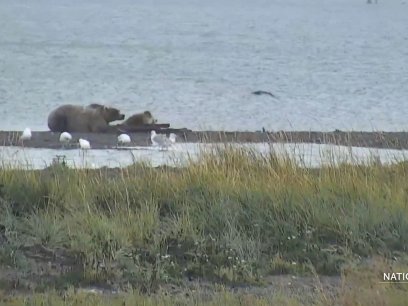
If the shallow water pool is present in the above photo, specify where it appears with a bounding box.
[1,142,407,169]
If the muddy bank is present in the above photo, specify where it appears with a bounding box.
[1,130,408,150]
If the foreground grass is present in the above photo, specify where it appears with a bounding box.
[3,256,408,305]
[4,272,408,306]
[0,144,408,303]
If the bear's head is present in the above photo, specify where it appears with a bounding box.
[101,106,125,123]
[143,111,157,124]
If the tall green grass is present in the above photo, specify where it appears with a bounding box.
[0,144,408,291]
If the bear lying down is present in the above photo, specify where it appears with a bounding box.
[47,104,125,133]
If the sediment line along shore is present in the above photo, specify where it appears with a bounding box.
[0,130,407,150]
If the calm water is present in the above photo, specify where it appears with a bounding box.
[0,0,407,132]
[1,143,407,169]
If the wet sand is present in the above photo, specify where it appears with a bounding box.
[1,129,408,150]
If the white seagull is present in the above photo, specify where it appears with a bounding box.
[117,133,131,146]
[79,138,91,150]
[59,132,72,148]
[168,133,177,144]
[20,128,32,141]
[78,138,91,166]
[150,130,176,150]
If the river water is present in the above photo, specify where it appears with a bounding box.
[0,0,407,132]
[1,143,407,169]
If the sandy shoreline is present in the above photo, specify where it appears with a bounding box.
[1,130,408,150]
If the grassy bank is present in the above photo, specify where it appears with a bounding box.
[0,144,408,304]
[3,269,408,306]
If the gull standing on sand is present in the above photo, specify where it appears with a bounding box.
[79,138,91,150]
[168,133,177,144]
[20,128,32,141]
[117,133,131,146]
[59,132,72,148]
[150,130,176,150]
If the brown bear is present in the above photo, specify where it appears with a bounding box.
[121,111,157,127]
[47,104,125,133]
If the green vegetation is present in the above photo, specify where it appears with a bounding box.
[0,144,408,304]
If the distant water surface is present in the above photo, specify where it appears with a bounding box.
[0,0,407,131]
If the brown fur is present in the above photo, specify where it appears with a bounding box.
[47,104,125,133]
[87,103,105,110]
[122,111,156,127]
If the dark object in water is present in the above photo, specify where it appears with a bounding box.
[114,123,192,134]
[251,90,277,98]
[115,123,170,132]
